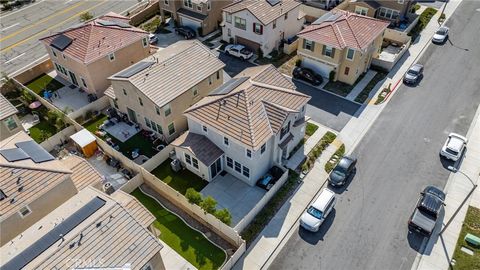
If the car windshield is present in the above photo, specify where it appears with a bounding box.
[437,29,447,35]
[333,165,347,175]
[307,206,323,219]
[407,69,419,76]
[240,48,251,54]
[445,147,459,155]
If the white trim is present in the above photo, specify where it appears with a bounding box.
[245,148,252,159]
[298,51,339,68]
[354,6,368,16]
[223,136,229,147]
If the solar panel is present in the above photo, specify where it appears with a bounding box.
[115,22,132,28]
[115,61,155,78]
[3,197,106,270]
[267,0,281,6]
[210,77,249,96]
[15,141,54,163]
[96,19,117,26]
[313,12,341,25]
[0,148,30,162]
[50,34,73,51]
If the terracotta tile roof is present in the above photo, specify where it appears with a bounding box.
[350,0,381,9]
[0,93,18,120]
[99,12,131,24]
[39,13,147,64]
[60,155,103,190]
[223,0,301,25]
[298,9,389,50]
[185,65,310,150]
[171,131,224,166]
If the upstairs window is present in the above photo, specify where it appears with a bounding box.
[224,136,229,146]
[261,143,266,154]
[207,1,211,10]
[19,205,31,218]
[155,106,160,115]
[183,0,192,8]
[253,23,263,35]
[284,12,288,20]
[346,48,355,60]
[164,0,169,5]
[303,39,314,51]
[280,121,291,139]
[226,13,232,23]
[164,104,171,117]
[123,89,127,96]
[168,122,175,135]
[108,52,115,61]
[202,125,208,133]
[138,97,143,106]
[273,19,277,29]
[323,45,335,58]
[142,37,148,47]
[246,149,252,158]
[192,86,198,96]
[51,48,57,58]
[234,17,246,30]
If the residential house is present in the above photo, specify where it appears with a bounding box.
[0,93,24,140]
[347,0,415,23]
[172,65,310,185]
[105,40,225,143]
[0,131,102,246]
[222,0,305,55]
[297,10,389,85]
[159,0,232,36]
[39,12,151,97]
[0,186,165,270]
[300,0,349,23]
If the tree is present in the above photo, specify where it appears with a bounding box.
[79,12,93,22]
[199,196,217,214]
[214,208,232,225]
[185,188,202,205]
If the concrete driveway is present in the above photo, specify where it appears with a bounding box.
[151,18,184,49]
[217,51,256,77]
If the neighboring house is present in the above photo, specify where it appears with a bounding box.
[0,131,102,246]
[222,0,305,55]
[159,0,232,36]
[300,0,348,23]
[173,65,310,185]
[39,12,151,97]
[347,0,415,23]
[303,0,346,10]
[0,93,24,140]
[105,40,225,143]
[297,10,389,85]
[0,186,165,270]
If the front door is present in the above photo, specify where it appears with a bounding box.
[68,71,78,86]
[210,157,222,179]
[127,107,137,123]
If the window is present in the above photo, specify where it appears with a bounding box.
[138,97,143,106]
[164,0,169,5]
[168,122,175,135]
[164,104,171,117]
[144,117,151,128]
[151,121,158,132]
[246,149,252,158]
[142,37,148,47]
[303,39,314,51]
[224,136,229,146]
[123,88,127,96]
[51,48,57,58]
[301,106,305,112]
[253,23,263,35]
[208,75,213,85]
[81,77,87,88]
[140,263,153,270]
[234,161,241,173]
[62,53,66,59]
[243,166,250,178]
[346,48,355,60]
[207,1,211,10]
[216,70,220,80]
[155,106,160,115]
[202,125,208,133]
[192,86,198,96]
[378,7,400,19]
[197,5,202,11]
[192,157,199,169]
[234,17,246,30]
[273,19,277,29]
[108,52,115,61]
[19,205,31,218]
[227,28,231,36]
[226,13,232,23]
[284,12,288,20]
[185,153,192,165]
[344,67,350,75]
[226,156,233,168]
[183,0,192,8]
[355,6,368,16]
[280,121,290,139]
[157,124,163,134]
[323,45,334,58]
[4,116,18,131]
[261,143,266,154]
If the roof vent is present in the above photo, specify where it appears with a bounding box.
[10,197,15,204]
[18,186,24,192]
[17,176,22,185]
[0,189,7,201]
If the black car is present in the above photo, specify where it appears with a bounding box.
[328,156,357,187]
[408,186,445,236]
[175,26,196,39]
[292,67,324,86]
[256,174,276,190]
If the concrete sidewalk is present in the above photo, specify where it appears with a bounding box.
[346,70,377,101]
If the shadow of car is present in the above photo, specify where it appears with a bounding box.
[175,26,196,39]
[299,209,336,245]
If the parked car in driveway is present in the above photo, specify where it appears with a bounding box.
[328,156,357,187]
[300,188,336,232]
[256,174,275,190]
[175,26,196,39]
[225,44,253,60]
[440,133,467,161]
[293,67,324,86]
[408,186,446,236]
[149,33,158,44]
[432,26,449,44]
[403,64,424,85]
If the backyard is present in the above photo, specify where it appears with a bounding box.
[25,73,64,95]
[131,189,226,270]
[28,119,58,143]
[151,159,209,195]
[451,206,480,269]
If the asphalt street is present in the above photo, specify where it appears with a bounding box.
[218,51,255,77]
[270,1,480,270]
[0,0,138,76]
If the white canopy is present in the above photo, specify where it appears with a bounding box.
[70,129,96,148]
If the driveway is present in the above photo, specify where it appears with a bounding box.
[151,18,185,48]
[217,51,256,77]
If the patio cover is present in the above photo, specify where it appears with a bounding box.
[70,129,97,157]
[172,132,223,166]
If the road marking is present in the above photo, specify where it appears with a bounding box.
[4,53,26,64]
[0,0,46,18]
[0,23,19,32]
[1,1,107,53]
[0,1,85,42]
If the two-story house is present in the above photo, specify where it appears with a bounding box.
[39,12,150,97]
[0,93,24,140]
[347,0,415,23]
[297,10,389,85]
[159,0,232,36]
[222,0,305,55]
[105,40,225,143]
[172,65,310,185]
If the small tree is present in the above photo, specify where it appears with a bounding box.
[199,196,217,214]
[80,12,94,22]
[185,188,202,205]
[214,208,232,225]
[295,59,302,67]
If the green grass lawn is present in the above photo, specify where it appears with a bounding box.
[323,73,365,97]
[305,122,319,137]
[452,206,480,269]
[29,120,58,143]
[25,74,64,95]
[354,71,388,104]
[83,114,108,132]
[152,159,208,195]
[131,189,226,270]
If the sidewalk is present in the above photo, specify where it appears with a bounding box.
[413,106,480,270]
[346,70,377,101]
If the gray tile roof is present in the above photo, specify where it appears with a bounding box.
[0,93,18,120]
[172,131,224,166]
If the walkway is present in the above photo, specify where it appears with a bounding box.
[346,70,377,101]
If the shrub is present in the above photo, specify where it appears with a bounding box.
[229,37,234,44]
[329,70,336,82]
[185,188,202,205]
[295,59,302,67]
[200,196,217,214]
[408,7,437,40]
[214,208,232,225]
[197,26,203,37]
[79,12,94,22]
[325,144,346,173]
[439,13,446,22]
[257,48,264,59]
[270,49,279,58]
[413,4,421,12]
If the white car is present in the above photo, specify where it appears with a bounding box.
[432,26,449,44]
[440,133,467,161]
[149,33,158,44]
[225,44,253,60]
[300,188,336,232]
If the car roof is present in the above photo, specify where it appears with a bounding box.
[337,156,354,169]
[424,186,446,201]
[447,136,465,151]
[420,192,443,214]
[439,26,449,31]
[411,64,423,71]
[312,188,335,211]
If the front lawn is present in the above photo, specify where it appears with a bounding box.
[452,206,480,269]
[305,122,319,137]
[354,71,388,104]
[132,189,226,270]
[323,73,365,97]
[152,158,208,195]
[25,74,64,95]
[29,120,58,143]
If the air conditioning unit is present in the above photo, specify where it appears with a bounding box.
[170,159,182,172]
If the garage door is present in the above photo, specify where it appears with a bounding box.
[180,16,201,32]
[236,36,261,52]
[301,57,334,78]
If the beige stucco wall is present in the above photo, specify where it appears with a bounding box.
[0,114,24,141]
[346,2,377,17]
[0,176,77,246]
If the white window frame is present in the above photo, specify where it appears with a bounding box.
[273,19,277,29]
[226,156,233,168]
[304,40,314,51]
[155,106,160,115]
[346,48,355,61]
[108,52,115,61]
[202,125,208,133]
[246,149,252,159]
[226,13,232,23]
[192,157,199,169]
[253,23,262,34]
[234,161,242,173]
[242,166,250,178]
[4,116,18,131]
[144,117,151,128]
[197,4,202,12]
[142,37,148,47]
[184,0,193,9]
[19,205,31,218]
[185,153,192,165]
[324,45,334,57]
[51,48,57,58]
[234,16,246,30]
[164,104,171,117]
[168,122,175,135]
[192,86,198,96]
[354,6,368,16]
[223,136,229,146]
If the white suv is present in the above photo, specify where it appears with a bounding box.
[300,188,336,232]
[225,44,253,60]
[440,133,467,161]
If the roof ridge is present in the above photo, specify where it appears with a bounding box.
[262,100,299,113]
[244,88,258,148]
[185,87,247,114]
[344,14,362,49]
[250,81,310,98]
[0,163,72,175]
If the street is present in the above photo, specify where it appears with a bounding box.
[0,0,138,76]
[270,1,480,270]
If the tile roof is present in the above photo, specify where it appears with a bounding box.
[1,187,162,270]
[111,190,156,228]
[185,65,310,150]
[350,0,381,9]
[60,155,103,190]
[39,12,147,64]
[298,9,389,50]
[223,0,301,25]
[172,131,224,166]
[0,93,18,120]
[110,40,225,108]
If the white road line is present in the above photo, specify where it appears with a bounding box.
[65,0,75,4]
[0,23,19,32]
[1,0,46,18]
[4,53,26,64]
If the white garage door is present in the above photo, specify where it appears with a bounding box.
[301,57,333,78]
[180,16,201,32]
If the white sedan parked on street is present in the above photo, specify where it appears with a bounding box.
[440,133,467,161]
[432,26,449,44]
